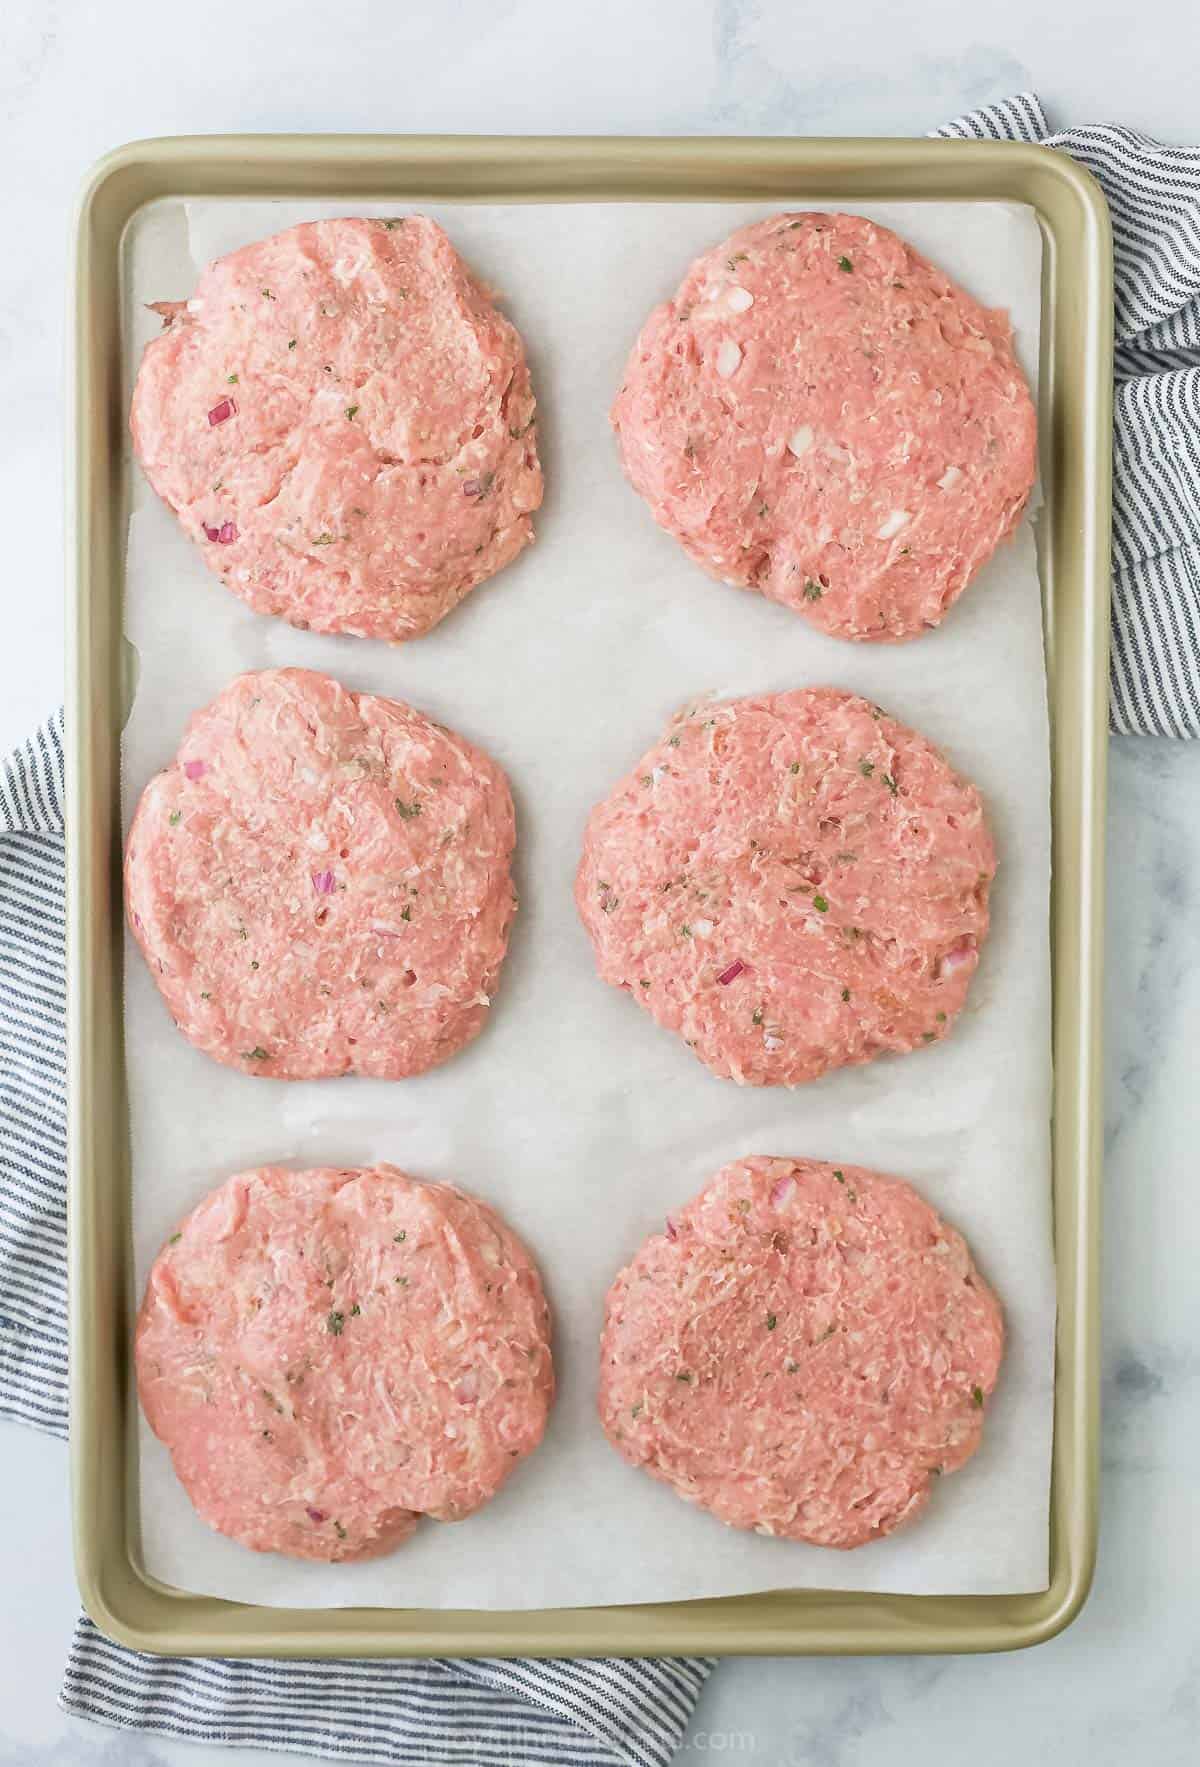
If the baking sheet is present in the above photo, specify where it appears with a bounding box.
[121,196,1053,1609]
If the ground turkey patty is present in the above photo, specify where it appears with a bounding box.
[130,216,543,640]
[600,1157,1003,1548]
[576,688,994,1087]
[125,667,516,1079]
[136,1165,554,1561]
[612,211,1036,640]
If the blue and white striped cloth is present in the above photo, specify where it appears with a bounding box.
[0,715,713,1764]
[937,91,1200,738]
[4,88,1200,1767]
[0,710,68,1440]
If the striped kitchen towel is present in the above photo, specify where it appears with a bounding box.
[937,91,1200,738]
[0,715,713,1767]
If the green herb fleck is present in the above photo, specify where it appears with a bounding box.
[838,255,853,272]
[227,373,239,384]
[334,1521,347,1540]
[168,1232,182,1244]
[169,810,181,826]
[789,761,800,774]
[200,991,211,1001]
[812,894,829,913]
[394,1275,409,1286]
[752,1008,764,1026]
[639,978,651,989]
[382,218,403,230]
[327,1311,345,1336]
[668,734,681,748]
[766,1313,778,1331]
[261,287,275,300]
[250,959,259,971]
[394,798,422,820]
[936,1011,947,1023]
[350,1303,361,1317]
[631,1401,643,1419]
[802,580,823,602]
[972,1385,985,1408]
[859,758,875,778]
[242,1046,268,1060]
[883,773,898,797]
[675,1371,692,1383]
[287,338,296,350]
[922,1031,935,1042]
[346,404,359,421]
[394,1231,407,1242]
[401,906,412,922]
[313,532,336,546]
[841,988,850,1002]
[834,1169,845,1183]
[680,923,692,938]
[640,773,653,787]
[727,251,749,269]
[786,1359,800,1374]
[509,419,534,439]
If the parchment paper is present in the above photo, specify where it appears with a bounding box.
[121,196,1053,1608]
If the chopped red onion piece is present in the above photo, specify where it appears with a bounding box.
[202,523,220,542]
[665,1217,678,1242]
[936,939,975,980]
[183,760,205,781]
[770,1174,796,1207]
[207,397,236,426]
[717,959,746,986]
[217,520,238,544]
[311,870,336,895]
[305,1507,326,1524]
[462,479,482,497]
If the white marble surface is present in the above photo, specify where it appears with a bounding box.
[2,1,1198,1763]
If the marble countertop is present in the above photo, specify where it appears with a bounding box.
[3,2,1198,1763]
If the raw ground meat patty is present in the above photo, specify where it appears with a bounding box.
[130,216,543,641]
[125,667,516,1080]
[611,211,1036,640]
[575,688,994,1087]
[136,1165,554,1561]
[600,1157,1003,1548]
